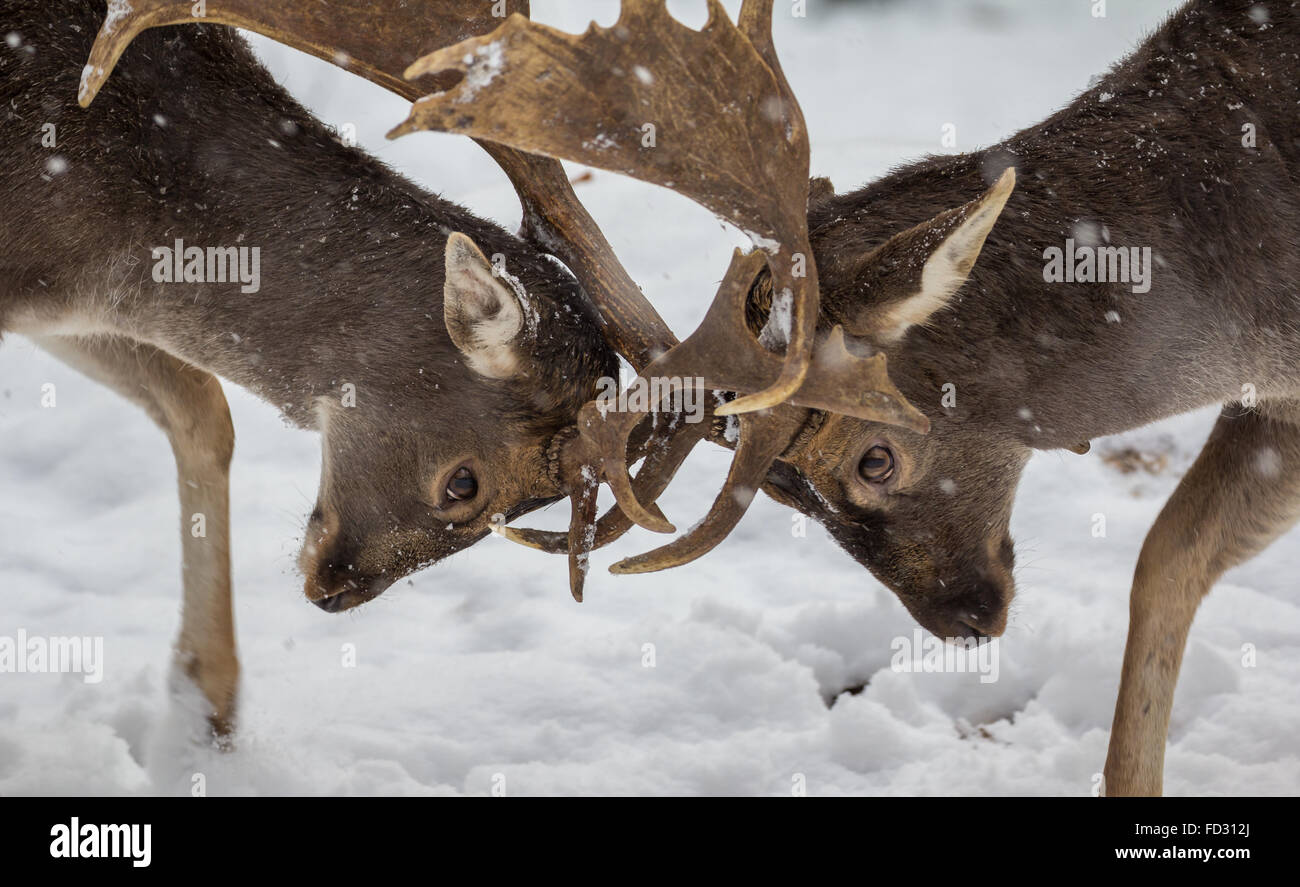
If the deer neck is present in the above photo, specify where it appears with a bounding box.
[891,313,1247,451]
[878,181,1297,449]
[75,156,566,431]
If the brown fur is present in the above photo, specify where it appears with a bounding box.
[760,0,1300,794]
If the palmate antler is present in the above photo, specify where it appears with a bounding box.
[76,0,696,599]
[389,1,930,584]
[393,0,827,418]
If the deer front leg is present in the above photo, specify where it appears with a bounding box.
[34,335,239,741]
[1104,402,1300,796]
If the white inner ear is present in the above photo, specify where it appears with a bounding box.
[443,233,525,379]
[879,167,1016,342]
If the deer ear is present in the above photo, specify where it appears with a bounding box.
[443,232,526,379]
[854,167,1016,343]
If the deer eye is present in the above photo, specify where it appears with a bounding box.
[858,446,895,484]
[445,466,478,502]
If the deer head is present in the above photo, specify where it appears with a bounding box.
[295,231,618,611]
[760,168,1027,639]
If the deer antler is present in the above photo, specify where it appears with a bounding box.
[392,0,826,417]
[494,414,710,556]
[390,1,930,585]
[77,0,519,107]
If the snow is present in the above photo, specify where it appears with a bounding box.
[452,41,505,106]
[1,0,1297,796]
[77,64,101,105]
[102,0,132,36]
[743,230,782,253]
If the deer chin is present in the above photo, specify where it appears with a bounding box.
[897,570,1014,642]
[304,573,396,613]
[908,605,1009,643]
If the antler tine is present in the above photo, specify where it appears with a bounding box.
[611,408,808,574]
[78,0,533,108]
[645,251,929,427]
[78,0,677,370]
[738,0,781,67]
[564,470,600,602]
[495,413,709,555]
[477,142,678,369]
[501,405,713,602]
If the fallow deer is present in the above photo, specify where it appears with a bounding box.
[397,0,1300,795]
[0,0,647,735]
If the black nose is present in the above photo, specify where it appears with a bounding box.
[314,592,346,613]
[309,559,362,612]
[939,578,1007,637]
[308,571,394,614]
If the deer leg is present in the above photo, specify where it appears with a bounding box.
[33,334,239,741]
[1104,401,1300,796]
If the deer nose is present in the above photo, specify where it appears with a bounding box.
[305,563,356,609]
[956,613,997,639]
[941,577,1010,638]
[316,594,341,612]
[314,585,352,612]
[302,538,384,612]
[308,569,392,612]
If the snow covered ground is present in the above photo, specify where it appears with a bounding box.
[2,0,1297,795]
